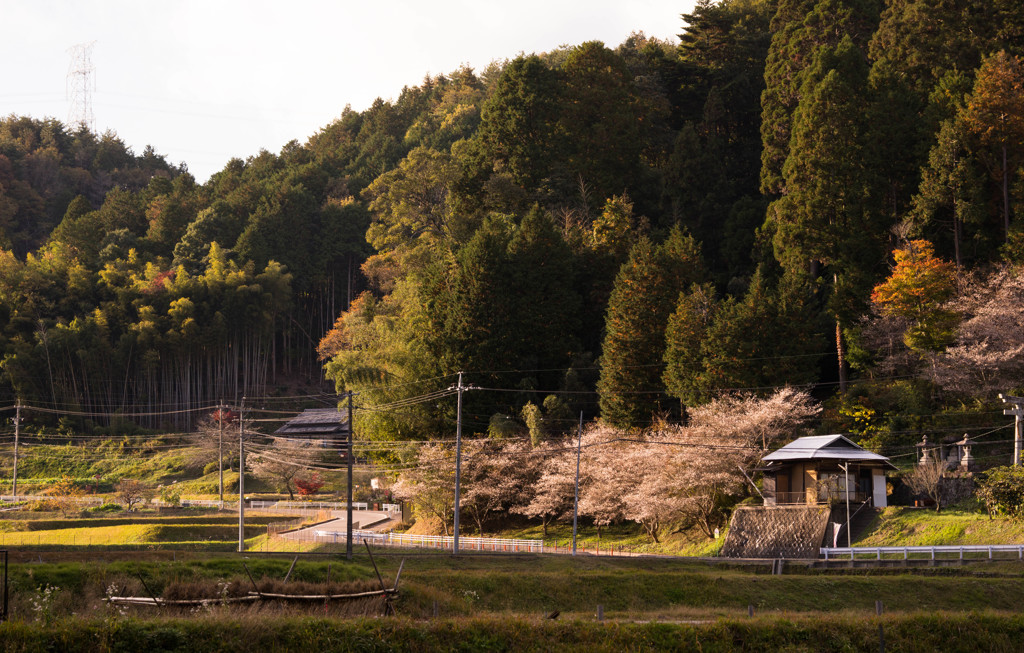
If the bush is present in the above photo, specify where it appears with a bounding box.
[159,485,182,507]
[203,461,219,476]
[976,466,1024,519]
[86,502,123,514]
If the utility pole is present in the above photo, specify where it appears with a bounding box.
[11,402,22,498]
[218,401,225,507]
[237,397,245,553]
[572,411,582,556]
[838,462,851,548]
[1000,394,1024,466]
[346,391,354,561]
[453,372,464,555]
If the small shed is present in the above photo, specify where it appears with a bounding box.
[273,408,349,449]
[760,435,896,508]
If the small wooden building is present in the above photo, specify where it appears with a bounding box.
[760,435,896,508]
[273,408,349,449]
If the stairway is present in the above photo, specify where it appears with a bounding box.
[828,502,879,547]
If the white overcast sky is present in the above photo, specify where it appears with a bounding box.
[2,1,694,182]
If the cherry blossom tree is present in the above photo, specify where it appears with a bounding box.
[513,438,578,535]
[576,424,636,537]
[462,439,536,535]
[621,389,819,541]
[927,264,1024,395]
[392,442,456,535]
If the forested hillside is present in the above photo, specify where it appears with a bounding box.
[1,0,1022,451]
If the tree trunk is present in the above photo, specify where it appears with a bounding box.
[836,319,847,394]
[1003,144,1011,240]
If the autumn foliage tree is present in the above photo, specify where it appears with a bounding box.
[871,239,958,352]
[964,51,1024,238]
[295,473,325,497]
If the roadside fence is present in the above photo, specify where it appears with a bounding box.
[309,529,544,553]
[822,544,1024,561]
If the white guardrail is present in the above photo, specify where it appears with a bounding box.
[313,529,543,553]
[822,545,1024,560]
[148,499,402,512]
[249,500,401,512]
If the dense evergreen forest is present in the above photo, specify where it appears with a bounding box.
[1,0,1023,455]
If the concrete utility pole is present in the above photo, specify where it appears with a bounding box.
[237,397,246,553]
[448,373,477,555]
[346,391,354,561]
[838,462,852,548]
[1000,394,1024,466]
[453,372,465,555]
[218,401,225,507]
[11,402,22,498]
[572,411,582,556]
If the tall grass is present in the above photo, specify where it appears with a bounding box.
[2,613,1024,652]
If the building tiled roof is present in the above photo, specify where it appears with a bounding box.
[273,408,349,437]
[762,434,894,467]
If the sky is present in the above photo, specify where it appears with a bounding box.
[2,0,695,182]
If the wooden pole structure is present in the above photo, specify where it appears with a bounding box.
[572,411,582,556]
[453,372,464,554]
[238,397,246,553]
[1000,394,1024,466]
[218,401,225,507]
[839,462,851,548]
[346,390,354,560]
[11,402,21,498]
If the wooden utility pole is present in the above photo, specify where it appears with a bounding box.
[238,397,246,553]
[346,390,354,561]
[1000,394,1024,466]
[11,402,22,498]
[572,411,582,556]
[218,401,225,507]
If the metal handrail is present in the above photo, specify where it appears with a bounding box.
[822,544,1024,560]
[769,491,871,505]
[312,529,544,553]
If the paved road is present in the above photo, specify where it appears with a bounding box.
[280,512,395,541]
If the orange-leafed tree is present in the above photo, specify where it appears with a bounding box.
[964,51,1024,240]
[871,239,958,353]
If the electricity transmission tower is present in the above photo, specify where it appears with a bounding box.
[66,41,96,132]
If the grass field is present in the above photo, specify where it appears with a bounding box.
[4,551,1024,651]
[0,511,293,550]
[3,612,1024,652]
[856,506,1024,547]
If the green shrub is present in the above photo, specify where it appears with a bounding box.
[203,462,219,475]
[159,485,182,507]
[976,466,1024,519]
[86,502,124,514]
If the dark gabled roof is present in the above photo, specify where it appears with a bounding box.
[273,408,349,437]
[762,434,895,468]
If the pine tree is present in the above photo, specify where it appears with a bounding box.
[597,228,703,427]
[769,36,886,391]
